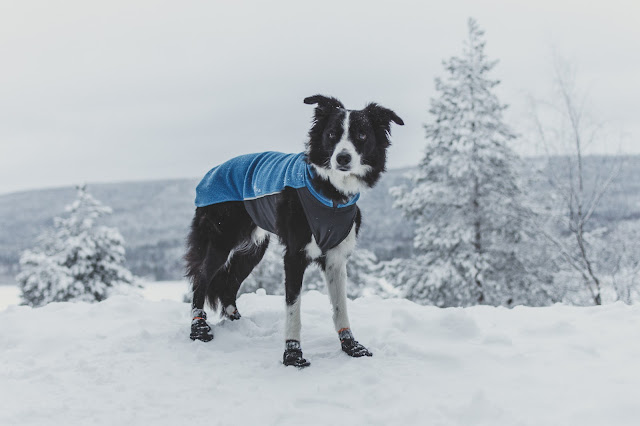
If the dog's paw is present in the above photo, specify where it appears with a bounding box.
[339,329,372,357]
[283,349,311,368]
[190,319,214,342]
[283,340,311,368]
[190,310,214,342]
[223,306,241,321]
[341,338,373,357]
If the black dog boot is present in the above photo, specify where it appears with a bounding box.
[283,340,311,368]
[339,328,372,357]
[190,308,213,342]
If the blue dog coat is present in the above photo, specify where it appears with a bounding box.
[195,152,359,252]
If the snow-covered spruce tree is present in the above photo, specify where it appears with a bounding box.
[391,18,550,307]
[17,185,134,307]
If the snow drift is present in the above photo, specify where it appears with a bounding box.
[1,290,639,426]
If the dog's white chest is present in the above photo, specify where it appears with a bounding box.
[305,238,323,260]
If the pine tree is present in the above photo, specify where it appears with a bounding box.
[391,18,547,307]
[17,185,135,306]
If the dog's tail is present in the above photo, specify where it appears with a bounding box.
[184,207,224,311]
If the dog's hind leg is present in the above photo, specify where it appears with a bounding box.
[216,233,270,320]
[188,243,232,342]
[185,203,252,342]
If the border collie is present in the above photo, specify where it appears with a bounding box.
[185,95,403,367]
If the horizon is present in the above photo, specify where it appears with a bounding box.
[1,151,637,198]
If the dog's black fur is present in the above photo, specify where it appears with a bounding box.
[185,95,403,367]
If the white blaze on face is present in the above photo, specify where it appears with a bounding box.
[330,111,367,176]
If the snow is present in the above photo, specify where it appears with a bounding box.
[0,284,20,310]
[140,280,189,302]
[1,282,640,425]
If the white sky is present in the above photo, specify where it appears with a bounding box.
[1,0,639,195]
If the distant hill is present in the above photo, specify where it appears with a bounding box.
[1,155,639,284]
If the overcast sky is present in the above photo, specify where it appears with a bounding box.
[1,0,639,195]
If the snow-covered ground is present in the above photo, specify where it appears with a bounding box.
[1,282,640,426]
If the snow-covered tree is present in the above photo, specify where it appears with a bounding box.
[391,18,550,307]
[346,249,398,298]
[17,185,135,307]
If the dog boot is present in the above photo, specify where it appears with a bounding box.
[222,305,241,321]
[283,340,311,368]
[339,328,372,357]
[190,308,213,342]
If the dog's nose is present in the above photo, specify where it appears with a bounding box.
[336,152,351,167]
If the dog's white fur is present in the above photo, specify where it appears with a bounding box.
[324,224,357,332]
[251,226,270,246]
[285,296,302,341]
[304,237,322,261]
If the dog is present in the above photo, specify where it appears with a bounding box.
[185,95,403,367]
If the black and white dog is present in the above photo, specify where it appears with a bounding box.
[185,95,403,367]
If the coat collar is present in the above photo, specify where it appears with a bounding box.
[304,162,359,208]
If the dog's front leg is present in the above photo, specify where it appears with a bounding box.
[282,251,310,368]
[325,228,372,358]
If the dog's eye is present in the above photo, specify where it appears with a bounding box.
[328,131,336,140]
[358,132,367,141]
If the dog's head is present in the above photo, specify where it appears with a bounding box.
[303,95,404,198]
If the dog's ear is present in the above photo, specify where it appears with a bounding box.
[364,103,404,148]
[364,103,404,128]
[303,95,345,113]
